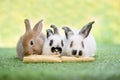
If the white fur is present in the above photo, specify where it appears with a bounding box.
[62,30,96,57]
[42,34,65,55]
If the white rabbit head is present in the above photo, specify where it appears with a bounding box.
[42,25,64,55]
[62,21,95,57]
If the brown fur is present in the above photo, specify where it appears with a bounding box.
[16,19,45,60]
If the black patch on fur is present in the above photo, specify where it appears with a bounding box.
[65,32,68,39]
[51,47,55,52]
[79,50,82,56]
[49,40,53,46]
[51,47,62,53]
[61,40,64,47]
[72,50,77,55]
[81,41,84,48]
[46,29,53,38]
[70,41,73,48]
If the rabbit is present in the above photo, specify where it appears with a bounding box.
[62,21,96,57]
[42,25,65,55]
[16,19,45,59]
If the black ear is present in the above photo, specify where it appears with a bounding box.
[62,27,73,39]
[50,25,59,34]
[79,21,95,38]
[46,29,53,38]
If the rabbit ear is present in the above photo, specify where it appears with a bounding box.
[50,25,59,34]
[33,19,43,32]
[46,29,53,38]
[24,19,31,32]
[62,27,73,39]
[79,21,95,38]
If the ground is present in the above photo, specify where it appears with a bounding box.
[0,44,120,80]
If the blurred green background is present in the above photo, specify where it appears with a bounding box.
[0,0,120,47]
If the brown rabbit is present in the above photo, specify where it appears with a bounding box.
[16,19,45,60]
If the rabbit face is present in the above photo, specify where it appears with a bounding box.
[42,25,64,55]
[65,34,85,57]
[22,31,44,55]
[19,19,44,57]
[62,21,95,57]
[47,34,64,54]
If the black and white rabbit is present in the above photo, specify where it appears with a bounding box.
[42,25,65,55]
[62,21,96,57]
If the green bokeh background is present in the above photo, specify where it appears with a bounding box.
[0,0,120,47]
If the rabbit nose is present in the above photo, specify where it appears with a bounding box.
[56,47,62,53]
[51,47,62,53]
[79,50,82,56]
[72,50,77,55]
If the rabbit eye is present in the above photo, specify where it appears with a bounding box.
[81,41,84,48]
[30,40,34,45]
[61,40,64,47]
[70,41,73,48]
[49,39,53,46]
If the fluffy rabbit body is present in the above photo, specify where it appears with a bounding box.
[16,19,45,59]
[42,25,64,55]
[62,21,96,57]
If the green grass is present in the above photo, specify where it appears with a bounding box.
[0,44,120,80]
